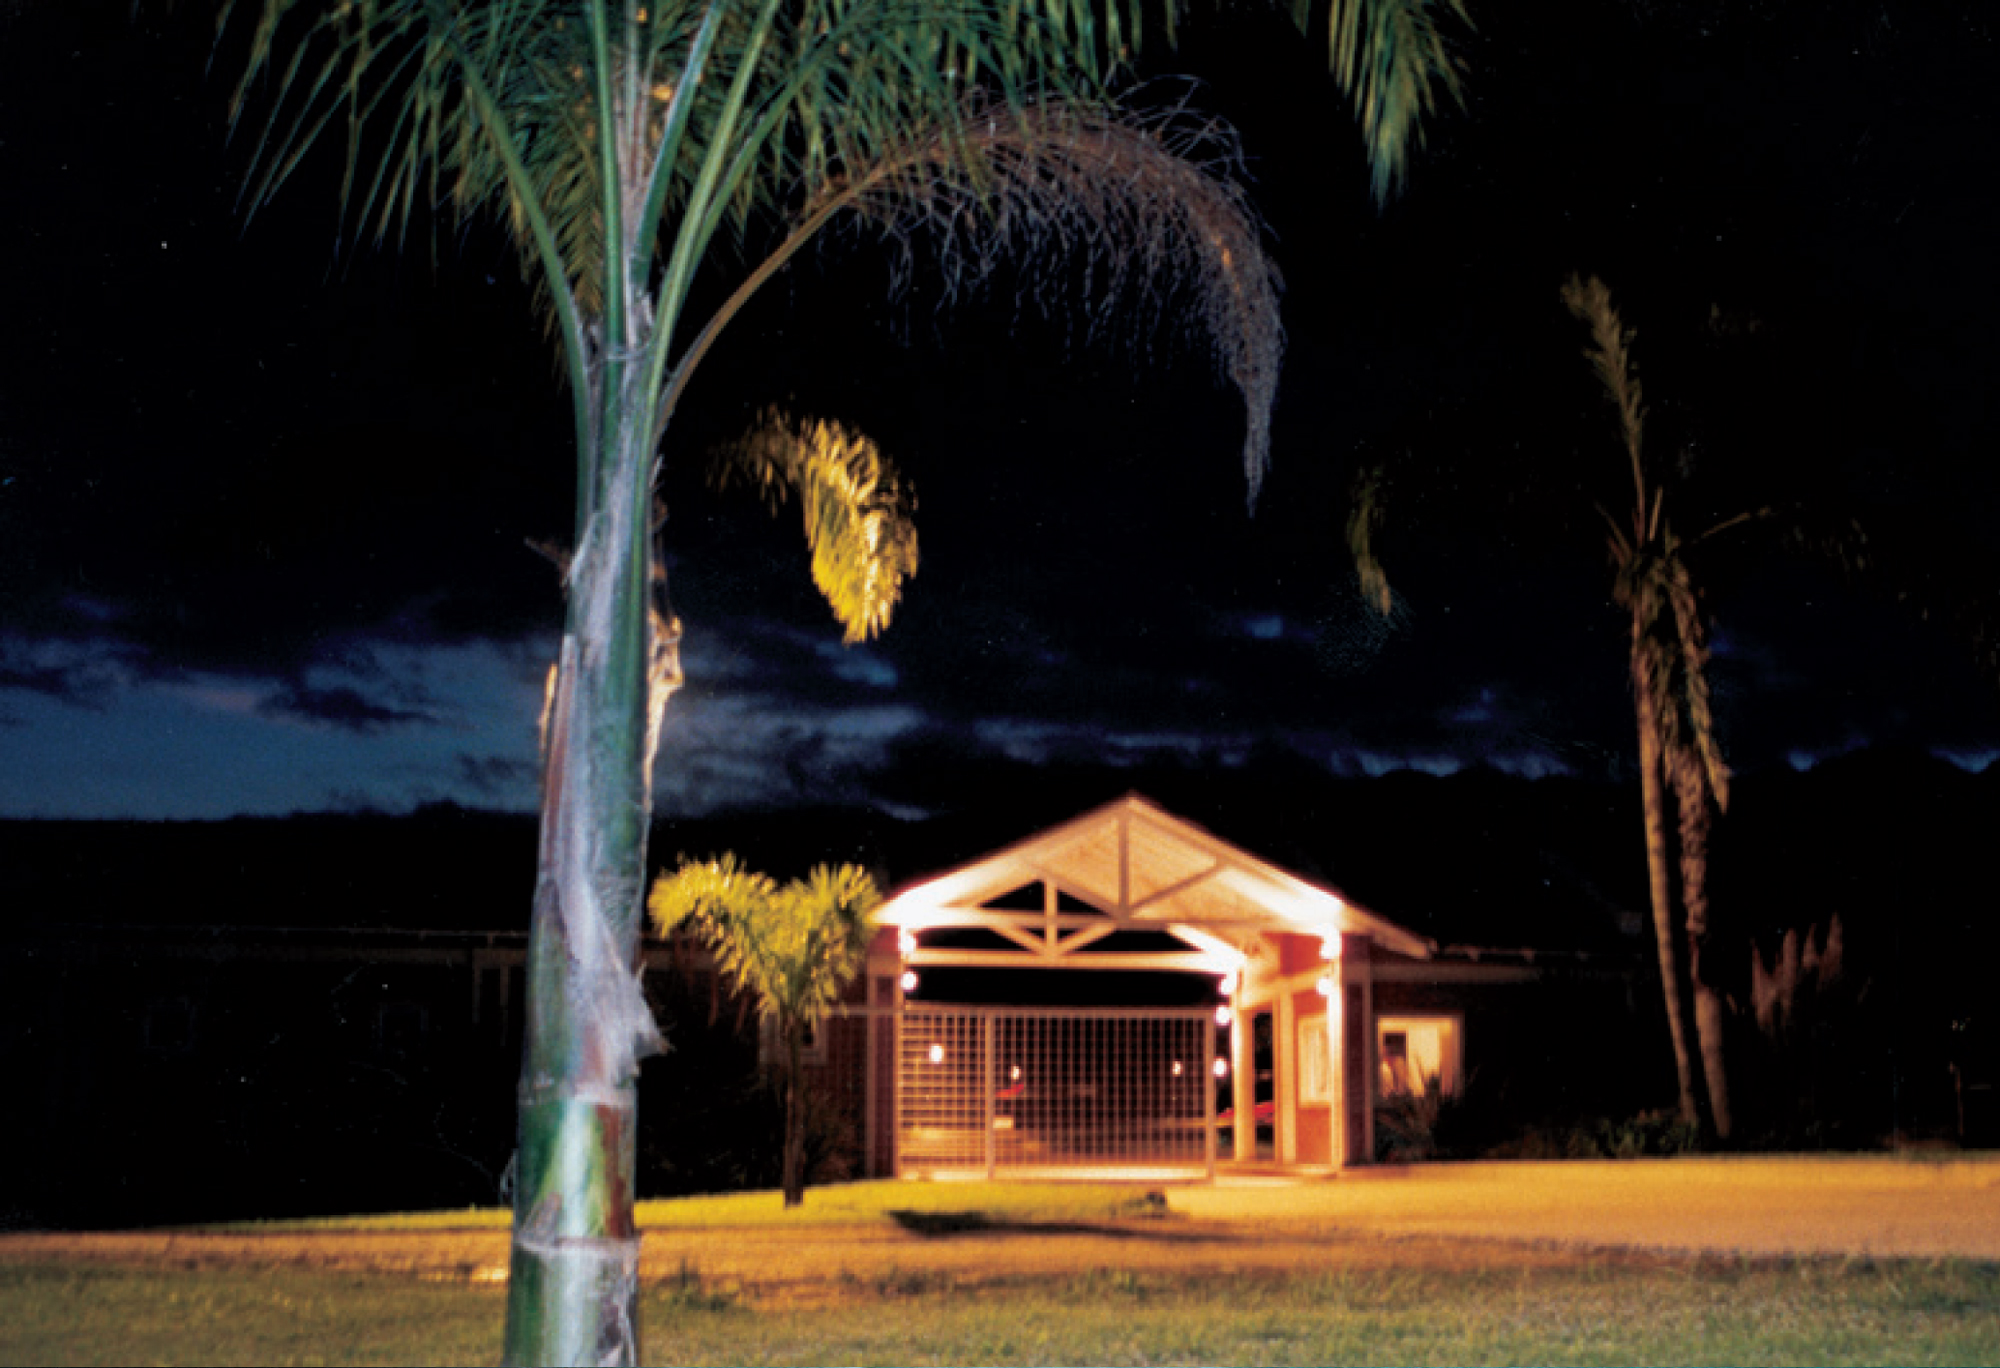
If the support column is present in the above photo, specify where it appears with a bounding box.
[1230,1005,1253,1161]
[1328,977,1345,1168]
[1274,989,1296,1166]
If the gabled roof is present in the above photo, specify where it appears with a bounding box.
[876,794,1433,968]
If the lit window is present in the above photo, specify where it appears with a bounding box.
[1376,1015,1461,1097]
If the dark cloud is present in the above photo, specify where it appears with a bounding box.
[257,682,439,732]
[0,632,139,709]
[0,657,109,709]
[5,0,2000,819]
[454,753,540,801]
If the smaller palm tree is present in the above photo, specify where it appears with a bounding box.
[1347,279,1753,1141]
[649,856,880,1206]
[1564,273,1755,1140]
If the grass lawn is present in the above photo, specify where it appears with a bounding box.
[3,1254,1997,1366]
[6,1180,1998,1366]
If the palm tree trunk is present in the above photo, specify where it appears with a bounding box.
[1634,661,1700,1130]
[1689,965,1731,1138]
[503,395,663,1366]
[1674,755,1733,1140]
[782,1020,806,1208]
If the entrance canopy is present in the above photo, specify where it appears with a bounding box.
[875,795,1433,977]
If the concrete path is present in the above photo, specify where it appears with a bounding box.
[1168,1156,2000,1261]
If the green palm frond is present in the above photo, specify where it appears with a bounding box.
[718,407,920,644]
[647,855,879,1028]
[226,1,1222,423]
[228,0,609,419]
[229,0,1420,459]
[768,863,878,1021]
[1318,0,1469,204]
[646,851,778,934]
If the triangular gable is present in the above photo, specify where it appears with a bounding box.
[877,794,1432,965]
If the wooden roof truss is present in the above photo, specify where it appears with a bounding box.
[876,795,1430,973]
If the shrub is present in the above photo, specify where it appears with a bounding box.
[1374,1074,1506,1162]
[1375,1077,1450,1162]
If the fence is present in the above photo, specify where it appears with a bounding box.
[895,1005,1217,1180]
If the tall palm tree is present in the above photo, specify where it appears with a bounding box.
[223,1,1463,1360]
[1346,278,1748,1141]
[1563,273,1749,1140]
[648,855,879,1208]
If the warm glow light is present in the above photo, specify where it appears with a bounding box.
[1217,970,1238,997]
[1212,1058,1229,1079]
[928,1043,945,1064]
[1316,974,1334,997]
[1010,1064,1022,1081]
[897,929,917,956]
[1320,935,1341,960]
[1214,1004,1233,1027]
[900,969,918,992]
[1171,1060,1184,1077]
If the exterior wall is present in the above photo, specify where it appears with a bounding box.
[1340,933,1374,1166]
[1367,949,1652,1158]
[1290,980,1334,1166]
[1243,930,1355,1170]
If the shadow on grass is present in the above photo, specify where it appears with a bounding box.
[885,1209,1234,1243]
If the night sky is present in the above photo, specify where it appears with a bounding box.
[4,0,1999,822]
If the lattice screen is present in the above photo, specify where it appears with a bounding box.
[897,1006,1215,1179]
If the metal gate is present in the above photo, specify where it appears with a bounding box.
[896,1005,1217,1180]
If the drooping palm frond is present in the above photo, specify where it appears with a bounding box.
[1563,273,1649,528]
[1317,0,1469,204]
[681,95,1284,507]
[718,407,920,643]
[844,96,1285,507]
[1346,461,1395,616]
